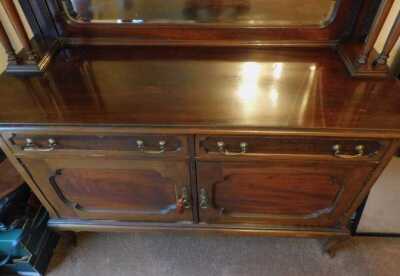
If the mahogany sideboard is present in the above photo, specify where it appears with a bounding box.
[0,0,400,257]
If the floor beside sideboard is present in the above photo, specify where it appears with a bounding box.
[47,233,400,276]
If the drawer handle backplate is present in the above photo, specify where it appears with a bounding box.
[199,188,209,209]
[216,141,248,156]
[332,144,365,159]
[136,140,180,154]
[23,138,57,152]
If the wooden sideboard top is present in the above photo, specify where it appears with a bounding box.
[0,46,400,135]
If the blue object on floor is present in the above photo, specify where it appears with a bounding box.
[0,184,59,276]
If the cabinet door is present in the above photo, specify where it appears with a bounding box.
[197,161,375,227]
[21,157,193,223]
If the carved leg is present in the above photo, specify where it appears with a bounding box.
[321,236,351,258]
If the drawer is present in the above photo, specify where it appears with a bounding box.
[3,132,189,158]
[197,135,389,161]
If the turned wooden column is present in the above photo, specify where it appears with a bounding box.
[0,20,17,64]
[1,0,36,62]
[357,0,394,64]
[375,11,400,65]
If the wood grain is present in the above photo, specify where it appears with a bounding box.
[197,160,376,227]
[20,157,193,222]
[0,46,399,132]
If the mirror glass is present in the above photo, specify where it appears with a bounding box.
[63,0,338,27]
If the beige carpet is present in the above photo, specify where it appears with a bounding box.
[47,233,400,276]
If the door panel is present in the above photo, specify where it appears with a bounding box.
[213,173,341,216]
[52,168,177,212]
[21,158,193,222]
[197,161,375,227]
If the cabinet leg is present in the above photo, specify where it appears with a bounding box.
[321,236,351,258]
[59,231,78,247]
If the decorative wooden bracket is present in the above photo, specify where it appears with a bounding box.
[4,39,61,75]
[339,0,398,78]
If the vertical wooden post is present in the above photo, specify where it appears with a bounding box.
[357,0,394,64]
[1,0,36,62]
[374,11,400,65]
[0,20,17,64]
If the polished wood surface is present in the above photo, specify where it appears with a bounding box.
[8,133,188,157]
[197,160,375,227]
[21,157,193,222]
[47,218,348,238]
[198,135,388,161]
[0,0,397,257]
[0,46,400,133]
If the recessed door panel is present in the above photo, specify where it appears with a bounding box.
[21,158,193,222]
[197,161,375,227]
[213,173,340,216]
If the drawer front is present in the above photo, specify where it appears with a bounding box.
[197,160,375,227]
[4,132,189,158]
[197,135,388,161]
[20,157,193,222]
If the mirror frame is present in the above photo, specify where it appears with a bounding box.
[47,0,367,46]
[62,0,340,28]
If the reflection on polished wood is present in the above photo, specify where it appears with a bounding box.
[0,46,400,133]
[66,0,336,26]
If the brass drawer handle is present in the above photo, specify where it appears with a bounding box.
[23,138,57,152]
[216,141,248,155]
[199,188,209,209]
[332,144,365,159]
[136,140,180,154]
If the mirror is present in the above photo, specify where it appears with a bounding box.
[63,0,338,27]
